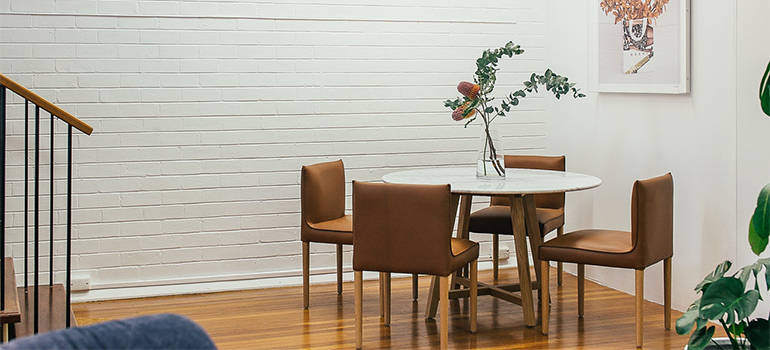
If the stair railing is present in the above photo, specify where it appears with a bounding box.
[0,73,92,335]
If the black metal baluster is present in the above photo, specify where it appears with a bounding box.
[25,100,29,289]
[34,105,40,334]
[49,113,54,287]
[66,126,72,328]
[0,86,6,312]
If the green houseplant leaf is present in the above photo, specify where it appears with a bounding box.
[700,277,759,324]
[695,260,732,292]
[749,183,770,255]
[676,302,701,335]
[679,65,770,350]
[738,257,770,292]
[761,60,770,116]
[744,318,770,350]
[687,325,716,350]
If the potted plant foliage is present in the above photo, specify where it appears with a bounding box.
[675,61,770,350]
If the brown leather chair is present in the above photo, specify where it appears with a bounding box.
[468,155,566,282]
[353,181,479,350]
[301,160,353,309]
[539,173,673,348]
[301,160,419,309]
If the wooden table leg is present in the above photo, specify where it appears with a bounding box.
[510,195,537,327]
[523,195,543,297]
[454,195,473,288]
[425,275,440,319]
[426,194,463,319]
[457,195,472,239]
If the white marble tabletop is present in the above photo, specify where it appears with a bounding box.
[381,167,602,195]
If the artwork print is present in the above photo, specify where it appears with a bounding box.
[591,0,690,93]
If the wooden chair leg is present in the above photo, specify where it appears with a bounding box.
[439,276,449,350]
[636,269,644,348]
[556,226,564,286]
[470,259,477,334]
[303,241,310,309]
[355,271,363,350]
[336,244,343,295]
[663,258,671,330]
[412,274,418,301]
[577,263,585,318]
[541,260,550,335]
[492,234,499,280]
[384,273,391,326]
[379,272,385,317]
[425,276,439,319]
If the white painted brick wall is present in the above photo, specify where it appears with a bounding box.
[0,0,551,299]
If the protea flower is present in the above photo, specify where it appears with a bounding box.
[452,103,476,121]
[457,81,480,99]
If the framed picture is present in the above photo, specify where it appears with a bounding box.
[589,0,690,94]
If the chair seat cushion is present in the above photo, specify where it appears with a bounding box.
[303,215,353,245]
[538,229,636,268]
[468,206,564,236]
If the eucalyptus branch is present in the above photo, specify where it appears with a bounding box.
[443,41,586,178]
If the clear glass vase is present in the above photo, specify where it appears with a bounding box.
[476,121,505,179]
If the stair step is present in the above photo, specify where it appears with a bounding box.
[0,257,21,324]
[12,284,76,339]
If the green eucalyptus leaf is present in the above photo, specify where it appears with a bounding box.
[447,41,584,126]
[750,183,770,256]
[745,318,769,350]
[687,325,715,350]
[676,302,702,335]
[700,277,759,323]
[444,98,463,109]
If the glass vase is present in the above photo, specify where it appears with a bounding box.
[476,121,505,179]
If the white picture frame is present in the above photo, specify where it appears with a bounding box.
[589,0,690,94]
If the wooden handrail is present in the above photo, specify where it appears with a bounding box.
[0,73,93,135]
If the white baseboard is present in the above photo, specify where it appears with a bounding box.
[71,259,518,302]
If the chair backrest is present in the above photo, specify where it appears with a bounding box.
[301,160,346,226]
[352,181,454,276]
[490,155,566,209]
[630,173,674,268]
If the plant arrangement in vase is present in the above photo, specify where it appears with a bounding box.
[444,41,584,179]
[675,60,770,350]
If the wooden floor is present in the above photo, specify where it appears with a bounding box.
[73,267,694,349]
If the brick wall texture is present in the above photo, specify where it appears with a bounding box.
[0,0,548,295]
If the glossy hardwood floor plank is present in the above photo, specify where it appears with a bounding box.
[73,267,697,349]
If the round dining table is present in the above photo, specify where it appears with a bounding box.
[382,167,601,327]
